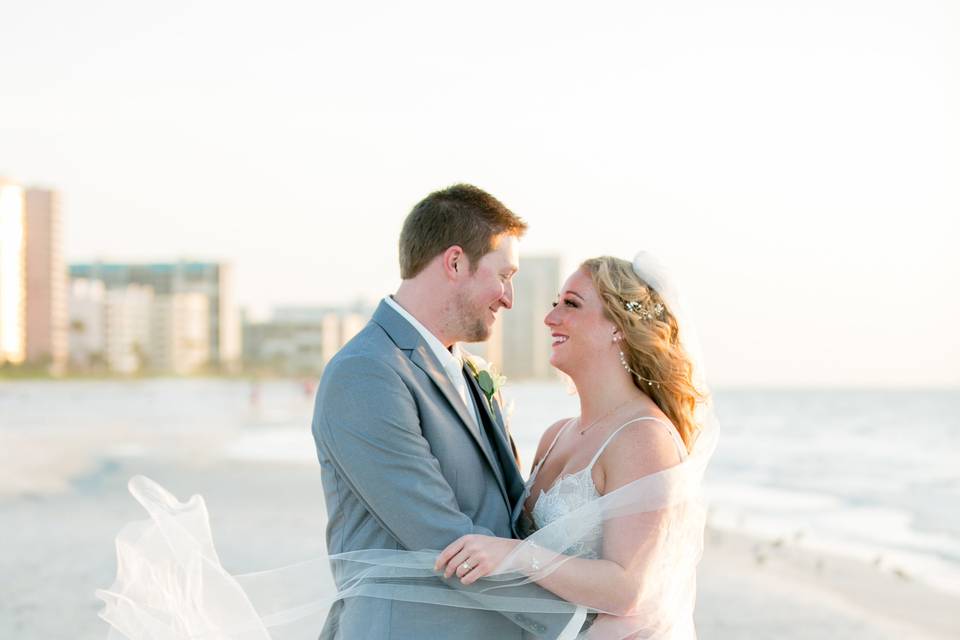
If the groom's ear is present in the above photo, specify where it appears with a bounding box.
[442,245,467,280]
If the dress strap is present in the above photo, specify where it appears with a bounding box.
[530,418,576,479]
[587,416,684,468]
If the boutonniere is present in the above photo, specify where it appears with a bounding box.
[464,356,507,409]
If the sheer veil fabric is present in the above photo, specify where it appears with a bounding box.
[97,252,717,640]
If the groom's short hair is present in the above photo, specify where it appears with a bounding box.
[399,184,527,279]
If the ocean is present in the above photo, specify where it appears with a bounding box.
[2,379,958,596]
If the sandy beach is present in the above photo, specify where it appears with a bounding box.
[2,442,957,640]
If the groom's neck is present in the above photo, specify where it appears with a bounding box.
[393,281,456,348]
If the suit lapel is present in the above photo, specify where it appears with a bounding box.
[461,358,519,469]
[465,365,498,430]
[469,379,529,536]
[465,369,526,507]
[490,397,519,464]
[408,345,483,440]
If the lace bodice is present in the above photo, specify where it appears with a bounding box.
[520,416,685,559]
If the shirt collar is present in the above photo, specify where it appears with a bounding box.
[383,296,462,374]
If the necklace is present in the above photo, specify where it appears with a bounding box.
[577,398,634,436]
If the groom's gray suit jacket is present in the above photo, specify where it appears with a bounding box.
[312,301,572,639]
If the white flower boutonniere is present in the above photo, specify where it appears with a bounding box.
[464,356,506,410]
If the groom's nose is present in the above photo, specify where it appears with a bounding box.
[500,280,514,309]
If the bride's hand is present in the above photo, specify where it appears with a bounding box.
[434,534,520,585]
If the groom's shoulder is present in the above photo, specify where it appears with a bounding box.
[336,316,401,356]
[322,320,406,380]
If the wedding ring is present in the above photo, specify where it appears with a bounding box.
[461,562,472,571]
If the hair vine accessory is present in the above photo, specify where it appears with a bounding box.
[623,299,665,321]
[615,337,662,389]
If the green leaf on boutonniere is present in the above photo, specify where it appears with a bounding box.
[477,370,496,398]
[464,357,505,407]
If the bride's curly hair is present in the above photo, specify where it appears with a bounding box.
[582,256,707,453]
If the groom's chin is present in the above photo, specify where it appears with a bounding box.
[458,312,495,342]
[465,322,491,343]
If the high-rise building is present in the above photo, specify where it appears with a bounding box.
[339,312,367,346]
[24,187,68,373]
[68,278,107,369]
[104,284,153,374]
[216,264,241,372]
[500,255,564,379]
[150,292,210,374]
[69,261,240,371]
[0,178,26,366]
[243,305,375,375]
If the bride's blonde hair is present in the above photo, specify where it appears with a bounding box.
[581,256,706,453]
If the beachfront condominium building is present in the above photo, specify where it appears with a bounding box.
[500,255,564,379]
[339,312,367,347]
[0,179,26,365]
[24,187,68,373]
[69,261,241,372]
[69,280,211,375]
[150,292,210,375]
[243,305,373,375]
[271,306,370,356]
[104,284,153,374]
[69,278,107,369]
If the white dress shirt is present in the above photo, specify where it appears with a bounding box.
[383,296,482,429]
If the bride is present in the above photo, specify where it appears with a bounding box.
[97,252,717,640]
[434,253,714,638]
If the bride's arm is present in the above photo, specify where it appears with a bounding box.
[438,420,683,616]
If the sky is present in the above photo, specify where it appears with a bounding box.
[2,0,957,387]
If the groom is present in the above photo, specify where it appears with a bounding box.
[312,184,573,639]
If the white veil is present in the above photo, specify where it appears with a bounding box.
[97,252,718,640]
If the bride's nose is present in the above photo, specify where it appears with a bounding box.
[544,306,559,327]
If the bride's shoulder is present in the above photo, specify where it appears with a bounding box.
[601,412,684,479]
[531,418,573,465]
[541,417,573,444]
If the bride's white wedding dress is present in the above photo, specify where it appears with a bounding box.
[521,416,688,557]
[516,417,692,639]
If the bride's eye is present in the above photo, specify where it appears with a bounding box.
[551,301,559,308]
[564,299,579,308]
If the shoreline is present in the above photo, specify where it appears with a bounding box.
[698,526,960,640]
